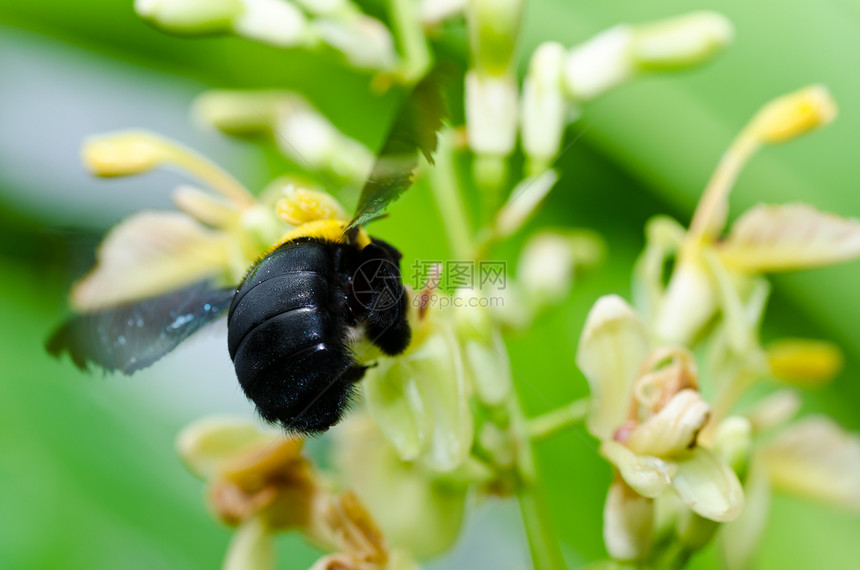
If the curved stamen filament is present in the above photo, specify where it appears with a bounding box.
[83,130,256,208]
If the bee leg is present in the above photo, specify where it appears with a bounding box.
[351,243,412,355]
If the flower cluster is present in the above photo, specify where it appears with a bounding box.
[583,86,860,567]
[53,2,860,570]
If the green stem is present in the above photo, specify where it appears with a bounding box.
[388,0,432,82]
[661,543,694,570]
[527,398,589,442]
[516,457,568,570]
[428,110,565,570]
[430,130,474,259]
[511,397,568,570]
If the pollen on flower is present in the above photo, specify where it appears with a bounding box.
[276,185,348,226]
[82,132,165,177]
[767,338,844,387]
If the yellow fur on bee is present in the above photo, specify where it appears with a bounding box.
[265,219,371,256]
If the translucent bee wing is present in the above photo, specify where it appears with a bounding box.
[47,280,235,374]
[347,66,452,231]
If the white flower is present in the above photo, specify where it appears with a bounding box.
[577,295,744,563]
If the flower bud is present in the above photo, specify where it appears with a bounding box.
[712,416,753,477]
[521,42,568,169]
[135,0,240,34]
[518,230,604,306]
[467,0,525,76]
[746,85,837,145]
[274,96,373,180]
[493,170,559,239]
[518,231,575,303]
[465,70,519,157]
[563,26,633,101]
[766,338,843,387]
[232,0,314,48]
[313,15,396,70]
[193,90,285,136]
[292,0,348,16]
[577,295,651,440]
[630,11,733,70]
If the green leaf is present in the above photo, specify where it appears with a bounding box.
[347,64,454,230]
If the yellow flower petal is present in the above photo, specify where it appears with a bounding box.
[766,338,844,387]
[718,204,860,272]
[176,416,278,480]
[761,416,860,511]
[672,447,744,522]
[577,295,651,440]
[70,211,230,311]
[603,481,654,561]
[600,440,675,498]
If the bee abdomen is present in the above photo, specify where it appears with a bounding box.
[226,271,329,358]
[227,240,361,433]
[230,303,360,433]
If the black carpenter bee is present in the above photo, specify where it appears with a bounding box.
[48,69,448,434]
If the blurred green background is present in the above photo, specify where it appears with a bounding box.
[2,1,860,568]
